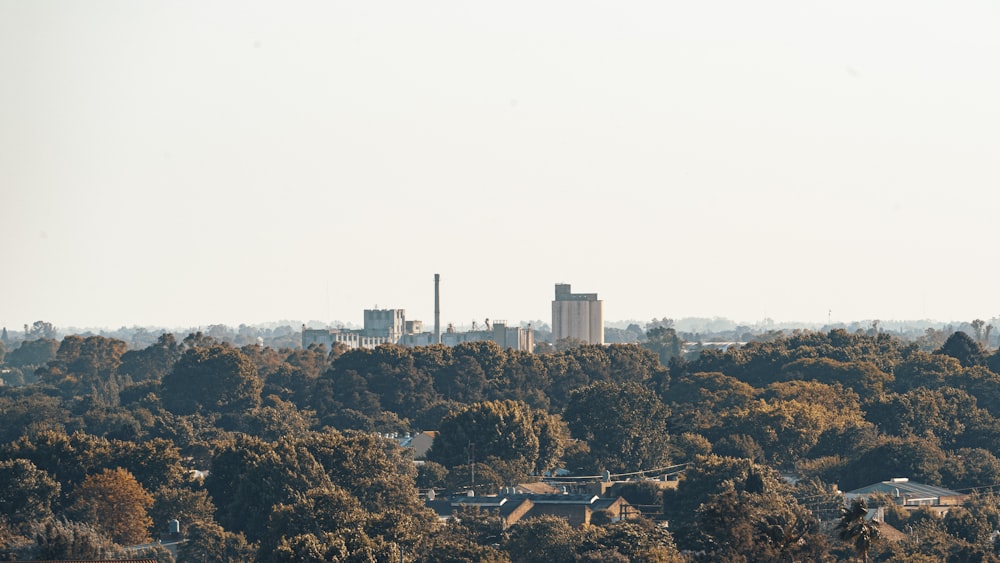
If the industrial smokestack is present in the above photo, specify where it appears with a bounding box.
[434,273,441,344]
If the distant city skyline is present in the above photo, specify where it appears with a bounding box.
[3,2,998,331]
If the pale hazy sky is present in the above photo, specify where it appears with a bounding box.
[2,1,999,331]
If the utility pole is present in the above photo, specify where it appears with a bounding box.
[469,442,476,493]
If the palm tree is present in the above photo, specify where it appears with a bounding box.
[837,498,880,563]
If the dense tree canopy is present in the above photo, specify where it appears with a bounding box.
[563,381,672,473]
[161,344,262,415]
[0,458,60,526]
[4,326,1000,560]
[429,400,543,483]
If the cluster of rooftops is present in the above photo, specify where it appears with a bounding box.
[422,477,970,531]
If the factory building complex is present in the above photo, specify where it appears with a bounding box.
[302,277,602,353]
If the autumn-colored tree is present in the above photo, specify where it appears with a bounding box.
[69,467,154,545]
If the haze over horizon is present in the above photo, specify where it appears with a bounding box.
[3,2,998,331]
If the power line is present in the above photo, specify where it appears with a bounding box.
[543,462,689,483]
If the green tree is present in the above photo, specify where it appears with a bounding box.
[418,522,511,563]
[665,455,819,560]
[720,397,844,464]
[643,326,683,366]
[0,459,60,527]
[531,410,569,475]
[443,463,505,496]
[299,430,427,517]
[543,345,613,409]
[149,486,217,537]
[360,345,439,420]
[936,331,986,368]
[429,400,541,477]
[436,354,490,403]
[944,493,1000,545]
[232,395,316,441]
[416,460,448,490]
[941,448,1000,490]
[563,381,671,473]
[780,357,892,398]
[205,434,326,542]
[892,351,963,392]
[837,436,947,491]
[604,343,668,386]
[26,321,56,340]
[161,344,262,415]
[3,430,114,505]
[111,437,187,492]
[0,388,71,444]
[865,387,986,449]
[262,348,327,407]
[712,433,763,462]
[177,520,257,563]
[588,519,684,562]
[5,338,58,369]
[259,485,369,561]
[502,515,581,563]
[612,480,665,509]
[118,333,182,382]
[497,350,550,411]
[38,335,128,387]
[25,519,127,561]
[666,372,755,436]
[972,320,986,344]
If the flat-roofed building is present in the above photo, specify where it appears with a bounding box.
[552,283,604,345]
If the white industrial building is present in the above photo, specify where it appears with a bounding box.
[303,310,534,352]
[551,283,604,345]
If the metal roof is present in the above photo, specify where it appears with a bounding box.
[845,478,965,500]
